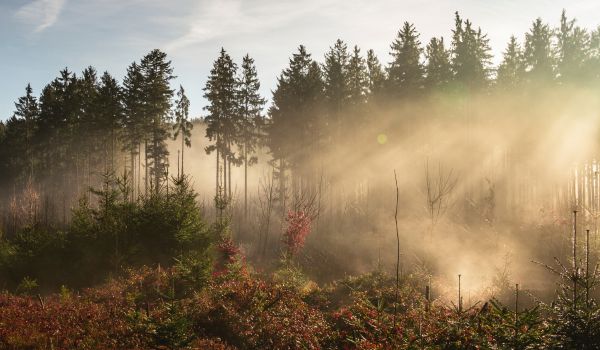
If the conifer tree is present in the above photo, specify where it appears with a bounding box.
[236,54,266,218]
[451,12,493,90]
[424,37,452,91]
[122,62,145,198]
[12,84,39,179]
[497,36,525,88]
[387,22,424,97]
[366,49,386,101]
[173,85,192,176]
[346,46,369,135]
[524,18,555,83]
[323,39,350,145]
[268,45,323,208]
[204,48,238,204]
[556,10,590,83]
[139,49,175,194]
[77,67,100,189]
[96,72,123,172]
[587,27,600,82]
[347,46,369,108]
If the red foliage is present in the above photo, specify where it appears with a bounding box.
[0,291,147,349]
[0,266,538,349]
[283,210,311,256]
[189,273,332,349]
[217,236,241,264]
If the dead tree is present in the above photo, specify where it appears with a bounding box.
[424,160,457,238]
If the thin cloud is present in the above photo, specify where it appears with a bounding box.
[16,0,67,33]
[164,0,335,51]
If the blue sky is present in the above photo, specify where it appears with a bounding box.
[1,0,599,121]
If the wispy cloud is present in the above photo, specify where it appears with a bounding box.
[164,0,334,51]
[16,0,67,33]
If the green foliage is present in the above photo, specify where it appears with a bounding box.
[486,298,545,349]
[15,276,38,296]
[0,173,211,291]
[388,22,424,97]
[272,261,311,292]
[497,36,526,88]
[451,12,493,90]
[543,283,600,348]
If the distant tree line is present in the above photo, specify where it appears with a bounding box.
[1,10,600,230]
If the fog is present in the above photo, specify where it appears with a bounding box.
[164,85,600,306]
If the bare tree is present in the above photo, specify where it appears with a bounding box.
[424,159,457,238]
[257,169,276,258]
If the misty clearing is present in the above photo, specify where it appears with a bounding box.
[3,7,600,350]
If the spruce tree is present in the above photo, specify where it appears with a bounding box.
[587,27,600,82]
[347,45,368,108]
[497,36,525,88]
[323,39,350,146]
[556,10,590,83]
[139,49,175,195]
[173,85,192,176]
[346,46,369,136]
[524,18,555,83]
[76,66,100,190]
[204,48,238,205]
[387,22,424,97]
[451,13,493,90]
[12,83,39,179]
[424,37,452,91]
[366,49,386,102]
[236,54,266,218]
[268,45,323,207]
[122,62,145,198]
[96,72,123,172]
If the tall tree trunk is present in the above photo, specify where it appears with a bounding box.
[228,152,232,200]
[279,158,286,217]
[137,143,141,199]
[244,143,248,220]
[144,139,148,195]
[111,128,115,172]
[130,150,135,201]
[215,134,220,204]
[224,153,228,204]
[154,130,159,194]
[181,134,184,175]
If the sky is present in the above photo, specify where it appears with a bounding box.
[1,0,599,121]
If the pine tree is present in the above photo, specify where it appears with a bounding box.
[366,49,386,102]
[76,66,100,191]
[236,54,266,219]
[323,39,350,146]
[173,85,192,176]
[96,72,123,172]
[346,46,369,138]
[122,62,146,198]
[204,48,238,205]
[497,36,525,88]
[424,37,452,91]
[587,27,600,82]
[139,49,175,195]
[347,46,368,108]
[12,84,39,179]
[524,18,555,83]
[556,10,590,83]
[268,45,323,208]
[387,22,424,97]
[451,12,493,90]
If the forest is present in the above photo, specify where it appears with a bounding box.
[1,9,600,349]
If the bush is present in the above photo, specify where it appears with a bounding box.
[0,174,212,292]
